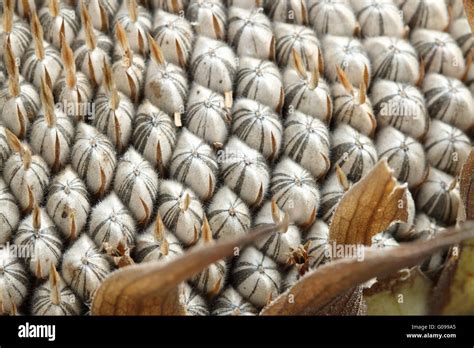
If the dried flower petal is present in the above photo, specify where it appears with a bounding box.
[329,160,409,246]
[261,222,474,315]
[91,223,283,315]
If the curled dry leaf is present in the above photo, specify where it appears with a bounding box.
[431,150,474,315]
[314,287,366,316]
[91,223,283,315]
[364,268,432,315]
[260,222,474,315]
[282,159,410,315]
[260,158,473,316]
[329,159,409,246]
[459,150,474,221]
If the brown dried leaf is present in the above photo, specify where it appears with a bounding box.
[460,150,474,220]
[329,159,409,246]
[260,222,474,315]
[315,287,367,315]
[431,150,474,314]
[91,223,282,315]
[284,159,409,315]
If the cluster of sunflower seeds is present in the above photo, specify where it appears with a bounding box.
[0,0,473,316]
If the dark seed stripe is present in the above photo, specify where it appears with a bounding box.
[72,131,116,179]
[158,189,204,234]
[371,42,418,81]
[357,2,399,36]
[373,84,427,133]
[0,185,17,232]
[229,13,272,53]
[425,128,471,174]
[421,180,456,223]
[191,44,236,90]
[133,109,176,167]
[39,5,80,43]
[72,35,113,69]
[16,224,63,267]
[22,45,63,82]
[2,258,29,300]
[148,63,189,102]
[184,287,209,316]
[94,92,135,143]
[3,21,32,56]
[89,208,135,244]
[115,157,158,206]
[332,141,377,182]
[308,1,352,35]
[32,284,79,315]
[413,35,457,75]
[271,171,316,207]
[213,290,256,315]
[269,0,305,24]
[424,85,467,126]
[276,26,318,68]
[170,142,218,184]
[48,177,89,219]
[0,82,40,123]
[186,92,228,137]
[236,61,281,101]
[221,153,268,197]
[135,238,180,262]
[320,190,343,221]
[233,255,280,291]
[284,117,329,163]
[208,198,250,239]
[232,103,282,155]
[187,1,227,35]
[69,247,109,300]
[153,21,193,60]
[193,262,226,292]
[378,136,419,183]
[399,0,433,28]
